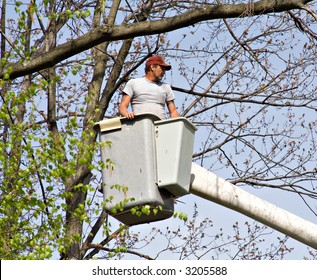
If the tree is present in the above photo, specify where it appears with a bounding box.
[0,0,317,260]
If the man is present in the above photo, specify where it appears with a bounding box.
[118,55,179,120]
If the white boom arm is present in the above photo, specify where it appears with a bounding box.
[190,162,317,249]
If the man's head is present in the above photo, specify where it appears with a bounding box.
[144,55,171,82]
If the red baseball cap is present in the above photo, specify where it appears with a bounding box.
[145,55,171,70]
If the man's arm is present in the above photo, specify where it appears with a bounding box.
[167,100,179,118]
[118,94,135,119]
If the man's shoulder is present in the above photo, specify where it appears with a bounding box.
[123,77,141,89]
[127,77,145,84]
[126,77,171,89]
[160,82,172,90]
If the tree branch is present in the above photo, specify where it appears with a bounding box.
[1,0,312,79]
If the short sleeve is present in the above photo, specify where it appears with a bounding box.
[122,80,134,98]
[164,84,175,102]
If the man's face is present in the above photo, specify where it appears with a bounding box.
[152,65,166,81]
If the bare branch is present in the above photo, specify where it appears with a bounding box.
[1,0,312,79]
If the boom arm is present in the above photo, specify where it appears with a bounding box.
[190,162,317,249]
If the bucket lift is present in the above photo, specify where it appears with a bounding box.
[94,113,197,225]
[95,113,317,249]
